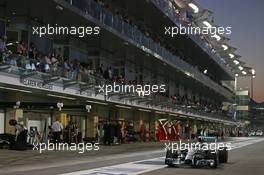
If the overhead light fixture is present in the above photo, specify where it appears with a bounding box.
[115,105,132,109]
[169,113,178,117]
[221,44,228,51]
[47,94,76,100]
[138,108,151,112]
[229,53,235,59]
[6,43,14,46]
[188,3,199,13]
[242,71,247,75]
[123,42,129,45]
[251,69,256,75]
[238,66,244,70]
[203,21,212,28]
[156,111,166,114]
[185,71,192,77]
[0,86,32,93]
[86,100,108,105]
[203,69,208,74]
[56,5,63,10]
[211,34,221,41]
[233,60,239,65]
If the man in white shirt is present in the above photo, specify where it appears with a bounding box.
[52,120,63,143]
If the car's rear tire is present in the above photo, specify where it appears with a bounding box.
[167,163,175,168]
[166,149,173,158]
[192,156,199,168]
[219,147,228,163]
[165,150,178,167]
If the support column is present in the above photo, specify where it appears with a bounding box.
[149,111,156,141]
[86,104,98,138]
[5,108,23,134]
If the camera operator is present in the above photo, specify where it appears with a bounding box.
[9,119,28,150]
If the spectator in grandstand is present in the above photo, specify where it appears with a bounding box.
[98,63,104,75]
[87,65,94,75]
[117,75,124,84]
[50,53,59,72]
[4,54,17,66]
[73,59,80,80]
[63,59,72,77]
[17,40,27,56]
[55,47,64,59]
[69,60,75,78]
[95,0,105,6]
[108,66,113,80]
[103,66,109,79]
[0,35,7,63]
[28,42,38,59]
[64,59,71,70]
[43,54,52,72]
[82,65,89,74]
[50,53,58,64]
[25,59,36,71]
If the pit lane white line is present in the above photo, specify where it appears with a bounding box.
[229,137,264,150]
[59,137,264,175]
[59,157,166,175]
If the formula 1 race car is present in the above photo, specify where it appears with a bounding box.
[165,138,228,168]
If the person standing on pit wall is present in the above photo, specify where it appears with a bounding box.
[51,119,63,143]
[110,121,115,145]
[175,121,181,141]
[103,121,110,145]
[140,123,145,142]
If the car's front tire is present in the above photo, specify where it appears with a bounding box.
[210,153,219,168]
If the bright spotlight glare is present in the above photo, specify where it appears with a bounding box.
[222,44,228,51]
[229,53,235,59]
[238,66,244,70]
[252,69,256,75]
[203,21,212,28]
[188,3,199,13]
[211,34,221,41]
[233,60,239,65]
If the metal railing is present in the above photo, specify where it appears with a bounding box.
[150,0,234,77]
[0,53,103,86]
[61,0,234,99]
[0,53,233,121]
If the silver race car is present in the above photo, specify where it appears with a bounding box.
[165,137,228,168]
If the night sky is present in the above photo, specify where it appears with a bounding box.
[198,0,264,102]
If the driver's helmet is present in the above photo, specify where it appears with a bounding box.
[198,137,205,143]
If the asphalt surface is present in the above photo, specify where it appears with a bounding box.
[0,137,263,175]
[143,137,264,175]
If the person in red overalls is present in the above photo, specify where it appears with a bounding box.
[140,124,145,142]
[175,121,181,141]
[157,125,166,141]
[155,125,160,142]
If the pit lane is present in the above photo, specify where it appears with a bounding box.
[1,137,264,175]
